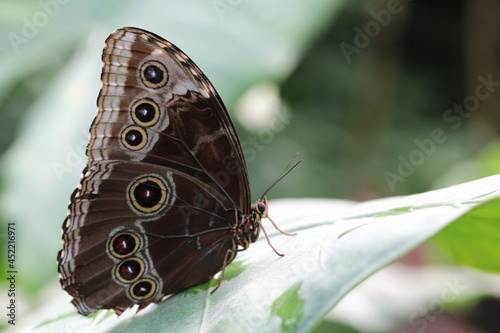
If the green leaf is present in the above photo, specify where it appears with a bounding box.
[271,283,305,331]
[431,196,500,272]
[30,175,500,332]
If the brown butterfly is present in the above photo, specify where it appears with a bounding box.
[57,27,294,315]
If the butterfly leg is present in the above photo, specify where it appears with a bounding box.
[210,248,240,294]
[266,215,297,236]
[257,220,285,257]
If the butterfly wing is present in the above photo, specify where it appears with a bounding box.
[92,27,249,209]
[58,27,249,315]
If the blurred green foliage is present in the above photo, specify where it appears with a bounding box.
[277,0,500,199]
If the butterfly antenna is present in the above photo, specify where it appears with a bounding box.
[260,155,303,200]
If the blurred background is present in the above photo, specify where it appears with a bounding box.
[1,0,499,332]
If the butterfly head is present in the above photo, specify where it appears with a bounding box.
[248,196,296,257]
[254,197,269,219]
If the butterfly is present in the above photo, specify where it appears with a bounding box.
[57,27,295,315]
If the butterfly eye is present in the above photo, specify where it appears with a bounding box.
[256,201,267,215]
[129,278,157,300]
[131,98,160,127]
[115,257,145,283]
[140,60,168,89]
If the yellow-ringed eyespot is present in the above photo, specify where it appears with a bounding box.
[140,60,168,89]
[121,126,147,150]
[114,257,145,283]
[129,278,157,300]
[108,232,141,259]
[128,175,168,214]
[131,98,160,127]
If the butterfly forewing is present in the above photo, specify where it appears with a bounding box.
[58,27,248,315]
[91,27,249,208]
